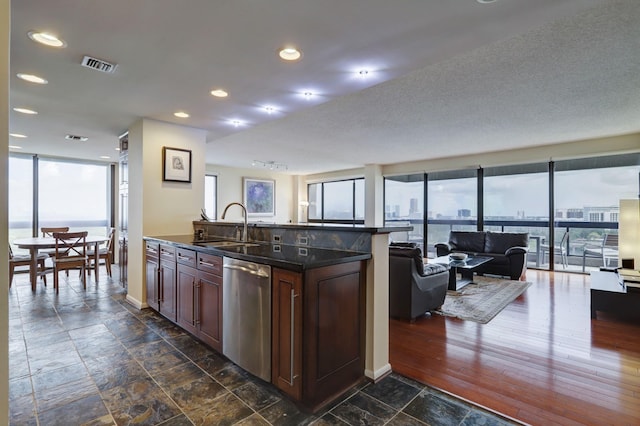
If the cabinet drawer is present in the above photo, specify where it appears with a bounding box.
[176,248,197,267]
[197,252,222,275]
[145,242,159,259]
[159,244,176,262]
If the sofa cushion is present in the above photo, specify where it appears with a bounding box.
[449,231,485,253]
[389,246,424,275]
[484,232,529,254]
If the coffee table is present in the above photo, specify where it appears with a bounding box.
[590,270,640,319]
[430,255,493,291]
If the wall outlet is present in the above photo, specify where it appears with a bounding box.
[298,236,309,246]
[273,235,281,242]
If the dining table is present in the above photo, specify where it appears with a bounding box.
[14,235,110,291]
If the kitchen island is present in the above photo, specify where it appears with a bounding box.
[143,232,373,412]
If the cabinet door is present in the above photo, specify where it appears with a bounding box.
[145,242,159,309]
[197,271,222,352]
[159,260,177,321]
[271,268,303,400]
[177,264,198,335]
[145,257,158,309]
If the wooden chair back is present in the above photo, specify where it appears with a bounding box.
[41,227,70,237]
[51,231,88,293]
[53,231,88,259]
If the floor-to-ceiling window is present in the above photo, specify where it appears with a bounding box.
[8,155,34,244]
[483,163,549,269]
[384,174,425,251]
[9,155,114,254]
[427,170,477,258]
[383,153,639,273]
[553,154,640,272]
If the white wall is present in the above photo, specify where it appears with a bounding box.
[126,118,207,308]
[205,164,295,224]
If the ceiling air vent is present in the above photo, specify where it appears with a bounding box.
[65,134,89,142]
[81,55,117,73]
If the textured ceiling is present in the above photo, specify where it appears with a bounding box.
[9,0,639,175]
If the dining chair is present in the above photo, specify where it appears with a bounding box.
[52,231,88,293]
[87,227,116,277]
[9,244,49,288]
[40,226,71,259]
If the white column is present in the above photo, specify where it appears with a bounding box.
[126,118,207,309]
[363,165,392,380]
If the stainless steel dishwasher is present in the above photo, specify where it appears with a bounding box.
[222,257,272,381]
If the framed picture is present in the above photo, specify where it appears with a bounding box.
[244,178,275,216]
[163,147,192,183]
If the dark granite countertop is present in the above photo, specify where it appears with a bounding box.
[144,234,371,272]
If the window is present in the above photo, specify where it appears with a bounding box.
[8,156,34,245]
[307,178,364,223]
[204,175,217,219]
[9,155,113,252]
[38,158,110,235]
[384,174,425,252]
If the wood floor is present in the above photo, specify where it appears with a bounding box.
[389,270,640,426]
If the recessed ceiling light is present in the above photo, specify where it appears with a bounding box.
[9,145,23,150]
[115,147,121,151]
[211,89,229,98]
[302,91,314,99]
[477,0,497,3]
[9,133,27,138]
[17,73,48,84]
[358,69,369,77]
[174,111,190,118]
[278,47,302,61]
[263,106,276,114]
[13,107,38,115]
[27,31,66,48]
[230,119,243,127]
[100,156,111,159]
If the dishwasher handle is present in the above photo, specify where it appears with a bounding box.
[223,263,270,278]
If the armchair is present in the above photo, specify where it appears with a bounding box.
[389,243,449,321]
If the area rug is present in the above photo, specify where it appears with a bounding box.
[434,276,532,324]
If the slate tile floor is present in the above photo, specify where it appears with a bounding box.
[8,270,520,425]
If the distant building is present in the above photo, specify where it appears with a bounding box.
[458,209,471,218]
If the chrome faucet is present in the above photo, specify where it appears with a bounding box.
[221,202,248,242]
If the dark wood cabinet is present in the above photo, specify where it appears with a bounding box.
[272,261,366,412]
[272,268,303,400]
[145,241,159,308]
[158,245,177,321]
[176,248,223,352]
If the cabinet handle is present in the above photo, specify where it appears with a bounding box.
[157,267,162,303]
[195,280,201,326]
[199,260,216,268]
[288,289,299,386]
[191,279,196,326]
[178,254,192,262]
[147,247,158,254]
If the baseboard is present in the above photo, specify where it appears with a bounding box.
[365,363,392,382]
[125,294,147,310]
